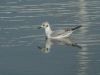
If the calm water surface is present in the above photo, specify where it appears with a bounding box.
[0,0,100,75]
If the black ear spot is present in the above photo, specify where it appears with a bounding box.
[46,25,48,27]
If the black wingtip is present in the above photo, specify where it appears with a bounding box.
[72,25,82,31]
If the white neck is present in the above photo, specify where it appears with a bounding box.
[45,26,52,38]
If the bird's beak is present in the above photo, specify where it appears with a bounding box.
[38,26,42,29]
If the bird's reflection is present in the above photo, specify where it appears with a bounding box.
[38,38,82,54]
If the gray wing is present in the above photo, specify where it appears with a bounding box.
[51,28,72,37]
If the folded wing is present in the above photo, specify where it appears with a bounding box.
[51,28,72,37]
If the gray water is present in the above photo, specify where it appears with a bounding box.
[0,0,100,75]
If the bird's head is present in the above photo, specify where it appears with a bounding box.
[38,22,50,29]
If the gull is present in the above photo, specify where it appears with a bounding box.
[38,22,82,39]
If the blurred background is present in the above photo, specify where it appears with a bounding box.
[0,0,100,75]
